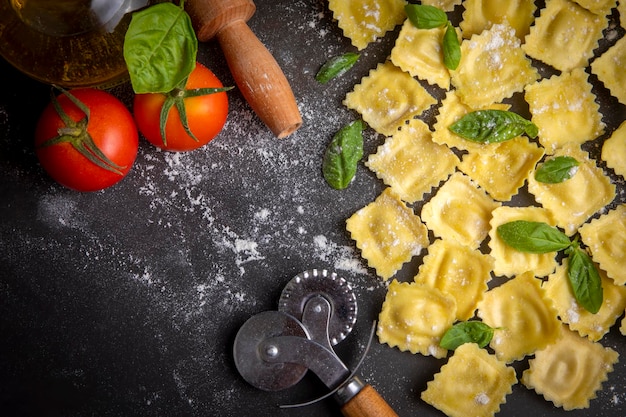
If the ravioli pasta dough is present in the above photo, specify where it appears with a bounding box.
[571,0,617,15]
[366,118,458,204]
[346,188,429,280]
[377,280,456,358]
[328,0,407,50]
[544,262,626,341]
[459,0,536,39]
[522,325,619,410]
[421,343,517,417]
[344,61,437,136]
[523,0,607,72]
[601,120,626,177]
[592,36,626,105]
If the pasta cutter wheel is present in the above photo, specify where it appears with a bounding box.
[278,269,357,345]
[232,269,398,417]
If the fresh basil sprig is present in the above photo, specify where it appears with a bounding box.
[535,156,580,184]
[497,220,603,314]
[405,4,461,70]
[440,321,496,350]
[316,53,360,84]
[322,120,365,190]
[449,110,539,143]
[124,1,197,94]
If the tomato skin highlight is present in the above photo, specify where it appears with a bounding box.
[35,88,139,192]
[133,62,229,152]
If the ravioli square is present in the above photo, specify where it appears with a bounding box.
[328,0,407,50]
[391,21,450,89]
[488,206,559,278]
[377,280,456,358]
[366,119,458,204]
[421,0,462,11]
[344,61,437,136]
[523,0,607,72]
[460,0,536,39]
[544,262,626,341]
[579,204,626,285]
[528,143,616,236]
[459,136,545,201]
[422,172,501,250]
[620,1,626,26]
[525,68,605,153]
[451,23,539,108]
[346,188,429,280]
[522,325,619,410]
[592,36,626,105]
[477,271,561,363]
[432,91,510,152]
[414,239,494,321]
[602,120,626,177]
[421,343,517,417]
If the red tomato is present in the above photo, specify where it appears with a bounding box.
[35,88,139,192]
[133,62,229,152]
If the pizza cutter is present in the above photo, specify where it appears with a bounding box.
[233,269,398,417]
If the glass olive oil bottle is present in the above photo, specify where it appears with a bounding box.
[0,0,150,88]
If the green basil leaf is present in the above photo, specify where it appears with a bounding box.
[449,110,539,143]
[567,247,603,314]
[497,220,572,254]
[535,156,580,184]
[405,4,448,29]
[316,53,360,84]
[124,2,197,93]
[443,22,461,70]
[322,120,365,190]
[440,321,495,350]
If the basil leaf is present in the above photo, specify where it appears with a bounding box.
[449,110,539,143]
[567,247,603,314]
[440,321,495,350]
[535,156,580,184]
[316,53,360,84]
[322,120,365,190]
[124,2,197,93]
[405,4,448,29]
[443,22,461,70]
[497,220,572,254]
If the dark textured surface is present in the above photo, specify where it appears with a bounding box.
[1,1,625,416]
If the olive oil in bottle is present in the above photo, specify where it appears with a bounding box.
[0,0,150,88]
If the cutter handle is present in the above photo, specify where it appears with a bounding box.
[340,384,398,417]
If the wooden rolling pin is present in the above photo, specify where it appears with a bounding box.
[186,0,303,138]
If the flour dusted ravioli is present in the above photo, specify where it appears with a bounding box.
[478,271,561,362]
[422,343,517,417]
[620,1,626,26]
[328,0,407,50]
[422,172,501,249]
[346,188,429,280]
[451,23,539,108]
[414,239,494,321]
[377,280,456,358]
[592,36,626,105]
[525,68,605,153]
[432,91,510,152]
[459,136,544,201]
[602,121,626,177]
[421,0,462,11]
[489,206,559,277]
[579,204,626,285]
[460,0,536,39]
[522,325,619,410]
[344,61,437,136]
[528,143,616,236]
[366,119,458,203]
[391,21,450,89]
[544,262,626,341]
[523,0,607,72]
[571,0,617,15]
